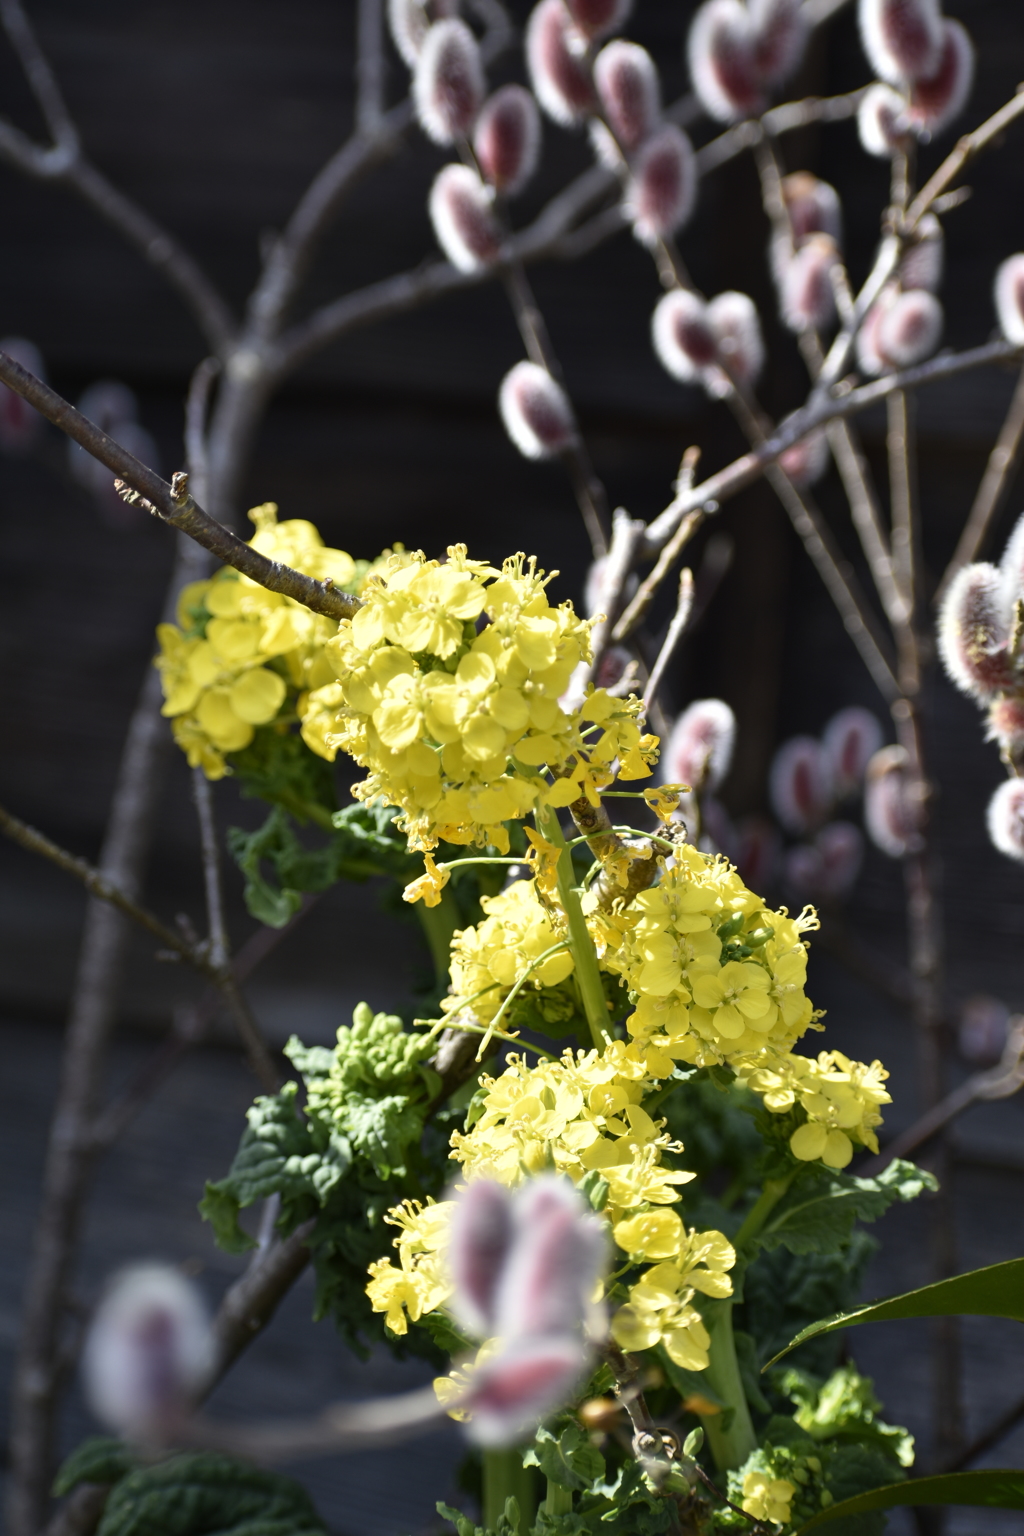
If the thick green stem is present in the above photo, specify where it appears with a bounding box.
[542,1479,573,1519]
[535,803,610,1048]
[699,1298,757,1473]
[732,1174,794,1251]
[415,885,462,988]
[483,1449,537,1532]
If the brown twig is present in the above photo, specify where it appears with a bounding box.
[938,362,1024,597]
[356,0,385,136]
[644,569,695,714]
[905,87,1024,232]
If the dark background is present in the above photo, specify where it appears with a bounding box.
[1,2,1024,1532]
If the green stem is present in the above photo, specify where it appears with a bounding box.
[483,1449,537,1532]
[535,803,610,1048]
[414,884,462,988]
[699,1298,757,1473]
[542,1479,573,1519]
[732,1173,795,1251]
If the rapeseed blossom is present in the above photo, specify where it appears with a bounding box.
[736,1048,891,1168]
[443,879,574,1024]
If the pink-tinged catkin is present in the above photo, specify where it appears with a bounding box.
[526,0,595,126]
[474,86,541,196]
[994,254,1024,347]
[858,0,944,85]
[414,17,484,145]
[987,778,1024,863]
[778,429,830,488]
[858,81,909,157]
[865,744,922,857]
[688,0,762,123]
[906,19,974,137]
[563,0,633,40]
[651,289,718,384]
[593,40,661,154]
[498,362,577,460]
[781,172,843,247]
[779,235,838,333]
[706,290,765,393]
[899,213,944,294]
[0,336,45,454]
[663,699,737,793]
[388,0,460,70]
[999,508,1024,618]
[625,123,698,246]
[428,164,502,271]
[937,563,1013,702]
[786,820,864,901]
[749,0,806,86]
[865,289,943,371]
[987,696,1024,762]
[734,814,782,890]
[769,736,833,834]
[822,706,884,797]
[448,1179,514,1338]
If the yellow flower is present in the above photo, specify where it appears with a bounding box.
[643,783,688,823]
[611,1264,712,1370]
[736,1049,891,1168]
[403,852,450,908]
[442,880,573,1025]
[742,1471,795,1526]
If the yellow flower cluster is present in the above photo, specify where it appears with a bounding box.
[442,879,574,1024]
[742,1470,797,1526]
[595,845,820,1070]
[736,1049,892,1170]
[299,547,657,852]
[367,1044,735,1373]
[365,1197,454,1336]
[155,505,357,778]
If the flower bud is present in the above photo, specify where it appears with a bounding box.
[564,0,633,41]
[474,86,541,196]
[449,1180,514,1337]
[781,172,843,247]
[987,777,1024,863]
[858,0,944,86]
[663,698,737,793]
[688,0,762,124]
[937,562,1013,701]
[779,235,838,333]
[822,706,884,796]
[987,695,1024,761]
[874,289,943,369]
[389,0,459,69]
[414,18,485,145]
[749,0,806,87]
[899,212,943,294]
[707,290,765,394]
[498,361,577,460]
[778,429,830,488]
[906,20,974,138]
[651,289,717,384]
[855,292,890,375]
[994,254,1024,347]
[864,744,921,858]
[734,814,781,891]
[857,81,909,158]
[958,993,1011,1065]
[594,41,661,155]
[83,1264,212,1442]
[526,0,595,127]
[428,164,501,271]
[0,336,45,454]
[769,736,832,834]
[626,124,698,247]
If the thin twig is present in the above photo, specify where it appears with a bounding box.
[192,772,229,972]
[356,0,385,135]
[0,0,78,150]
[182,1386,446,1461]
[938,362,1024,597]
[888,390,919,617]
[183,356,220,506]
[906,87,1024,232]
[644,569,695,714]
[0,350,358,621]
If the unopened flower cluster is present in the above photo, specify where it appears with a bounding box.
[301,546,656,852]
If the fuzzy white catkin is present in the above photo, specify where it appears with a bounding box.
[857,82,908,157]
[83,1265,212,1439]
[428,164,501,271]
[688,0,762,124]
[899,214,944,294]
[498,362,576,460]
[906,19,974,137]
[414,18,484,145]
[858,0,943,86]
[563,0,633,40]
[999,507,1024,619]
[651,289,718,384]
[781,172,843,247]
[994,254,1024,347]
[388,0,458,69]
[937,562,1010,701]
[626,124,697,246]
[474,86,541,196]
[865,745,920,858]
[822,706,884,796]
[706,290,765,392]
[593,41,661,154]
[874,289,943,368]
[779,236,837,333]
[748,0,806,87]
[769,736,832,834]
[988,778,1024,863]
[526,0,594,126]
[778,429,830,488]
[663,699,737,793]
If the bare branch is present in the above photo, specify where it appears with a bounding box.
[183,356,220,505]
[695,89,866,176]
[0,349,358,621]
[906,87,1024,231]
[0,0,78,150]
[887,389,919,620]
[203,1218,318,1392]
[643,569,695,714]
[183,1385,445,1461]
[356,0,386,136]
[192,771,229,973]
[938,362,1024,597]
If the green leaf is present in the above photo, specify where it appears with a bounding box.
[794,1469,1024,1531]
[658,1344,726,1413]
[767,1255,1024,1367]
[757,1160,937,1258]
[53,1438,132,1497]
[197,1182,255,1254]
[523,1425,606,1491]
[96,1452,327,1536]
[437,1501,483,1536]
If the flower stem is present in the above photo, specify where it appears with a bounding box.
[414,885,461,988]
[732,1174,794,1251]
[542,1479,573,1519]
[699,1298,757,1473]
[482,1448,537,1532]
[535,803,611,1048]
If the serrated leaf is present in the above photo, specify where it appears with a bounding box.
[96,1452,327,1536]
[758,1160,937,1258]
[767,1256,1024,1368]
[794,1469,1024,1532]
[524,1425,605,1491]
[198,1182,255,1254]
[53,1438,132,1497]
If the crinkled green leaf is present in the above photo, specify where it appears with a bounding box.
[757,1160,937,1259]
[53,1438,132,1497]
[768,1255,1024,1368]
[523,1424,606,1491]
[794,1469,1024,1532]
[95,1452,326,1536]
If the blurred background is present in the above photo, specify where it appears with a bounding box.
[2,2,1024,1532]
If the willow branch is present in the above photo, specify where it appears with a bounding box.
[906,86,1024,231]
[0,349,357,620]
[203,1217,319,1391]
[356,0,385,136]
[0,0,77,150]
[183,1386,446,1461]
[644,569,695,713]
[938,362,1024,597]
[695,88,866,176]
[183,356,220,503]
[193,772,228,971]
